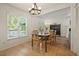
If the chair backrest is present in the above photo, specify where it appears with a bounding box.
[49,30,56,38]
[32,30,38,40]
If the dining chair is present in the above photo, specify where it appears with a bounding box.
[32,30,40,47]
[48,30,56,45]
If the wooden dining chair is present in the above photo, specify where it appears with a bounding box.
[32,30,40,47]
[48,30,56,45]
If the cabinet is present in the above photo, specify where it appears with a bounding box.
[50,24,61,36]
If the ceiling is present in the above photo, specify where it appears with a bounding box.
[40,7,71,19]
[9,3,71,15]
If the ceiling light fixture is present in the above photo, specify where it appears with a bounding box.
[28,3,41,15]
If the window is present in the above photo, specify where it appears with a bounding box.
[8,15,27,39]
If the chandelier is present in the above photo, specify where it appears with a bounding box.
[28,3,41,15]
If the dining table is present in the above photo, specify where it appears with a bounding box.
[37,33,50,52]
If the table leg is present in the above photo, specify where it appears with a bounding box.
[54,36,56,44]
[45,40,47,52]
[32,39,33,47]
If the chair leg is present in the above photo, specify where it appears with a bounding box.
[32,39,33,47]
[37,40,40,48]
[50,40,52,45]
[54,36,56,44]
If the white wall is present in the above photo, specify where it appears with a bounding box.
[62,17,71,38]
[0,4,31,51]
[71,4,79,55]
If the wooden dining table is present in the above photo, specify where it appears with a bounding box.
[37,33,50,52]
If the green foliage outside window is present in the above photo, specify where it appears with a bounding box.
[8,15,27,39]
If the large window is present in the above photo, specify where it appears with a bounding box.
[8,15,27,39]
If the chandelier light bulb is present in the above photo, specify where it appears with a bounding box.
[38,7,41,10]
[38,10,41,13]
[31,10,34,14]
[32,4,34,8]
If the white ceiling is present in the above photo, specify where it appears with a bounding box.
[40,7,71,19]
[9,3,71,15]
